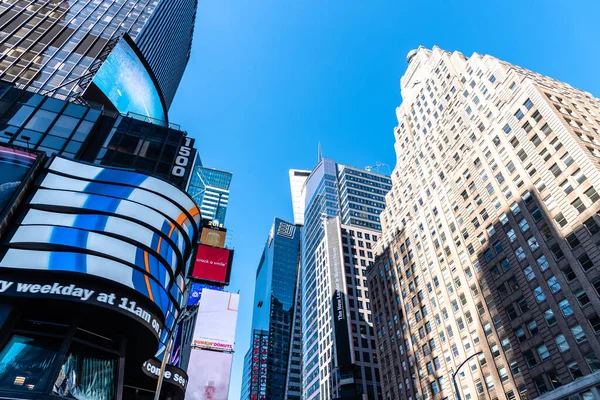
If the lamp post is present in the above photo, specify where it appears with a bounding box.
[451,351,484,400]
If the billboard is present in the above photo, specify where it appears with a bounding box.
[187,282,223,307]
[192,289,239,352]
[191,244,233,285]
[0,157,200,339]
[186,349,233,400]
[87,35,167,125]
[325,217,354,367]
[0,145,37,217]
[199,226,227,248]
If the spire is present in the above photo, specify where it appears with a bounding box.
[318,142,322,162]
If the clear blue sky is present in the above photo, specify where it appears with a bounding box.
[169,1,600,397]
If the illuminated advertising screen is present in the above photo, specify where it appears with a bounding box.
[191,244,233,285]
[87,36,167,125]
[0,145,37,217]
[185,349,232,400]
[192,289,239,352]
[187,282,223,307]
[0,157,200,340]
[199,226,227,248]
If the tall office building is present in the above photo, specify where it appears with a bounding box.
[297,157,391,400]
[187,154,232,225]
[0,0,197,109]
[369,46,600,400]
[241,217,302,400]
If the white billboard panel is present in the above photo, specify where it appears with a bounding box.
[192,289,239,351]
[185,349,232,400]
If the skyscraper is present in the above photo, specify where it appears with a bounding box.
[296,157,391,400]
[187,154,232,225]
[369,46,600,400]
[241,217,302,400]
[0,0,197,109]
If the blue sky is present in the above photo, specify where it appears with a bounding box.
[169,1,600,397]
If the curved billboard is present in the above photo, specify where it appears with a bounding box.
[87,35,167,125]
[0,157,200,339]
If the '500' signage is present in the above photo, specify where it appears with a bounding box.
[172,137,194,177]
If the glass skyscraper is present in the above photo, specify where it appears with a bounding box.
[296,157,391,399]
[241,217,302,400]
[187,154,232,225]
[0,0,197,109]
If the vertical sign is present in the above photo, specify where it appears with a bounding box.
[324,217,354,367]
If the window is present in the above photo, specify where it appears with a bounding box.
[527,320,538,335]
[589,314,600,334]
[584,217,600,235]
[548,370,562,389]
[475,380,484,394]
[566,233,580,248]
[534,286,546,302]
[562,266,577,282]
[490,343,500,358]
[524,99,534,110]
[561,179,574,194]
[554,213,567,228]
[537,344,550,360]
[518,218,529,232]
[507,229,517,242]
[498,366,509,382]
[576,290,591,306]
[484,374,494,389]
[578,254,594,271]
[585,187,600,202]
[515,247,526,262]
[555,334,569,352]
[574,169,587,184]
[523,265,535,281]
[524,350,537,367]
[549,163,562,177]
[503,124,512,134]
[559,299,573,316]
[534,377,549,395]
[544,309,557,326]
[547,276,561,293]
[510,360,520,375]
[516,328,526,343]
[585,352,600,372]
[572,198,587,214]
[568,361,583,380]
[528,237,540,252]
[515,110,525,121]
[501,337,511,351]
[571,325,587,343]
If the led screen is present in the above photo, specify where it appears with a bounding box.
[191,245,232,284]
[0,145,37,216]
[186,350,232,400]
[0,157,200,339]
[199,226,226,248]
[187,282,223,307]
[91,37,166,124]
[192,289,239,352]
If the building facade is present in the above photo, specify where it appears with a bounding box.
[241,217,302,400]
[297,157,391,400]
[0,0,196,109]
[187,155,232,225]
[369,46,600,400]
[0,81,196,190]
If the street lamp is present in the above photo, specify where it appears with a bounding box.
[451,351,484,400]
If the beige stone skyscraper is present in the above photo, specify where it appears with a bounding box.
[368,46,600,400]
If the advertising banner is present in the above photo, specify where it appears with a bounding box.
[142,357,188,393]
[187,282,223,307]
[325,217,354,367]
[191,245,233,285]
[87,35,167,125]
[192,289,239,352]
[0,145,37,217]
[0,157,200,339]
[185,349,233,400]
[199,226,227,248]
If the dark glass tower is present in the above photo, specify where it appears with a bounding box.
[241,217,302,400]
[0,0,197,109]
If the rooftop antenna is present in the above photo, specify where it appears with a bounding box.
[318,142,322,162]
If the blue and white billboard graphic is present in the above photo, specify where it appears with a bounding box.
[187,282,223,307]
[0,157,200,339]
[91,37,166,124]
